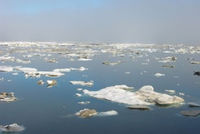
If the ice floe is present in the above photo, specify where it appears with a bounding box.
[78,101,90,105]
[47,80,57,88]
[75,109,118,118]
[75,109,97,118]
[0,66,14,72]
[154,73,165,77]
[70,81,94,87]
[0,123,25,132]
[0,92,17,102]
[83,85,184,106]
[97,110,118,116]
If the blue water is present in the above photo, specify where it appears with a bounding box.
[0,44,200,134]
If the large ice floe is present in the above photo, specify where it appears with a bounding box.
[83,85,184,106]
[0,66,87,78]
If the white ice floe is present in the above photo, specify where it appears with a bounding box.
[0,65,87,78]
[75,109,97,118]
[0,56,30,64]
[25,71,64,78]
[0,123,25,132]
[83,85,184,106]
[76,93,82,97]
[154,73,165,77]
[97,110,118,117]
[15,67,37,72]
[53,68,71,73]
[75,109,118,118]
[47,80,57,87]
[78,101,90,105]
[165,90,175,94]
[179,92,185,96]
[70,81,94,87]
[70,67,88,71]
[77,88,83,91]
[53,66,88,73]
[78,58,92,61]
[190,60,200,64]
[0,92,17,102]
[0,66,13,72]
[157,56,177,63]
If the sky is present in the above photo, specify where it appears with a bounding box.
[0,0,200,44]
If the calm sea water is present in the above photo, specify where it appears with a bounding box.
[0,43,200,134]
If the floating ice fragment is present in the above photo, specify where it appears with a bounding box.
[78,58,92,61]
[76,93,82,97]
[102,61,121,66]
[188,102,200,107]
[158,56,177,63]
[47,80,57,87]
[154,73,165,77]
[190,61,200,64]
[83,85,184,106]
[0,123,25,132]
[75,109,118,118]
[165,90,175,94]
[98,110,118,116]
[37,80,44,85]
[0,92,17,102]
[178,92,184,96]
[180,110,200,117]
[78,101,90,105]
[75,109,97,118]
[77,88,83,91]
[70,81,94,87]
[0,66,13,72]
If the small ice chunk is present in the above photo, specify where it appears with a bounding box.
[47,80,57,87]
[190,61,200,64]
[70,81,94,87]
[125,72,131,74]
[77,88,83,91]
[165,90,175,94]
[154,73,165,77]
[0,123,25,132]
[53,68,71,73]
[0,66,13,72]
[188,102,200,107]
[37,80,45,85]
[180,110,200,117]
[78,58,92,61]
[179,92,184,96]
[76,93,82,97]
[0,92,17,102]
[75,109,97,118]
[78,101,90,105]
[98,110,118,116]
[102,61,121,66]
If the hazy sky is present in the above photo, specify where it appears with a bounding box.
[0,0,200,44]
